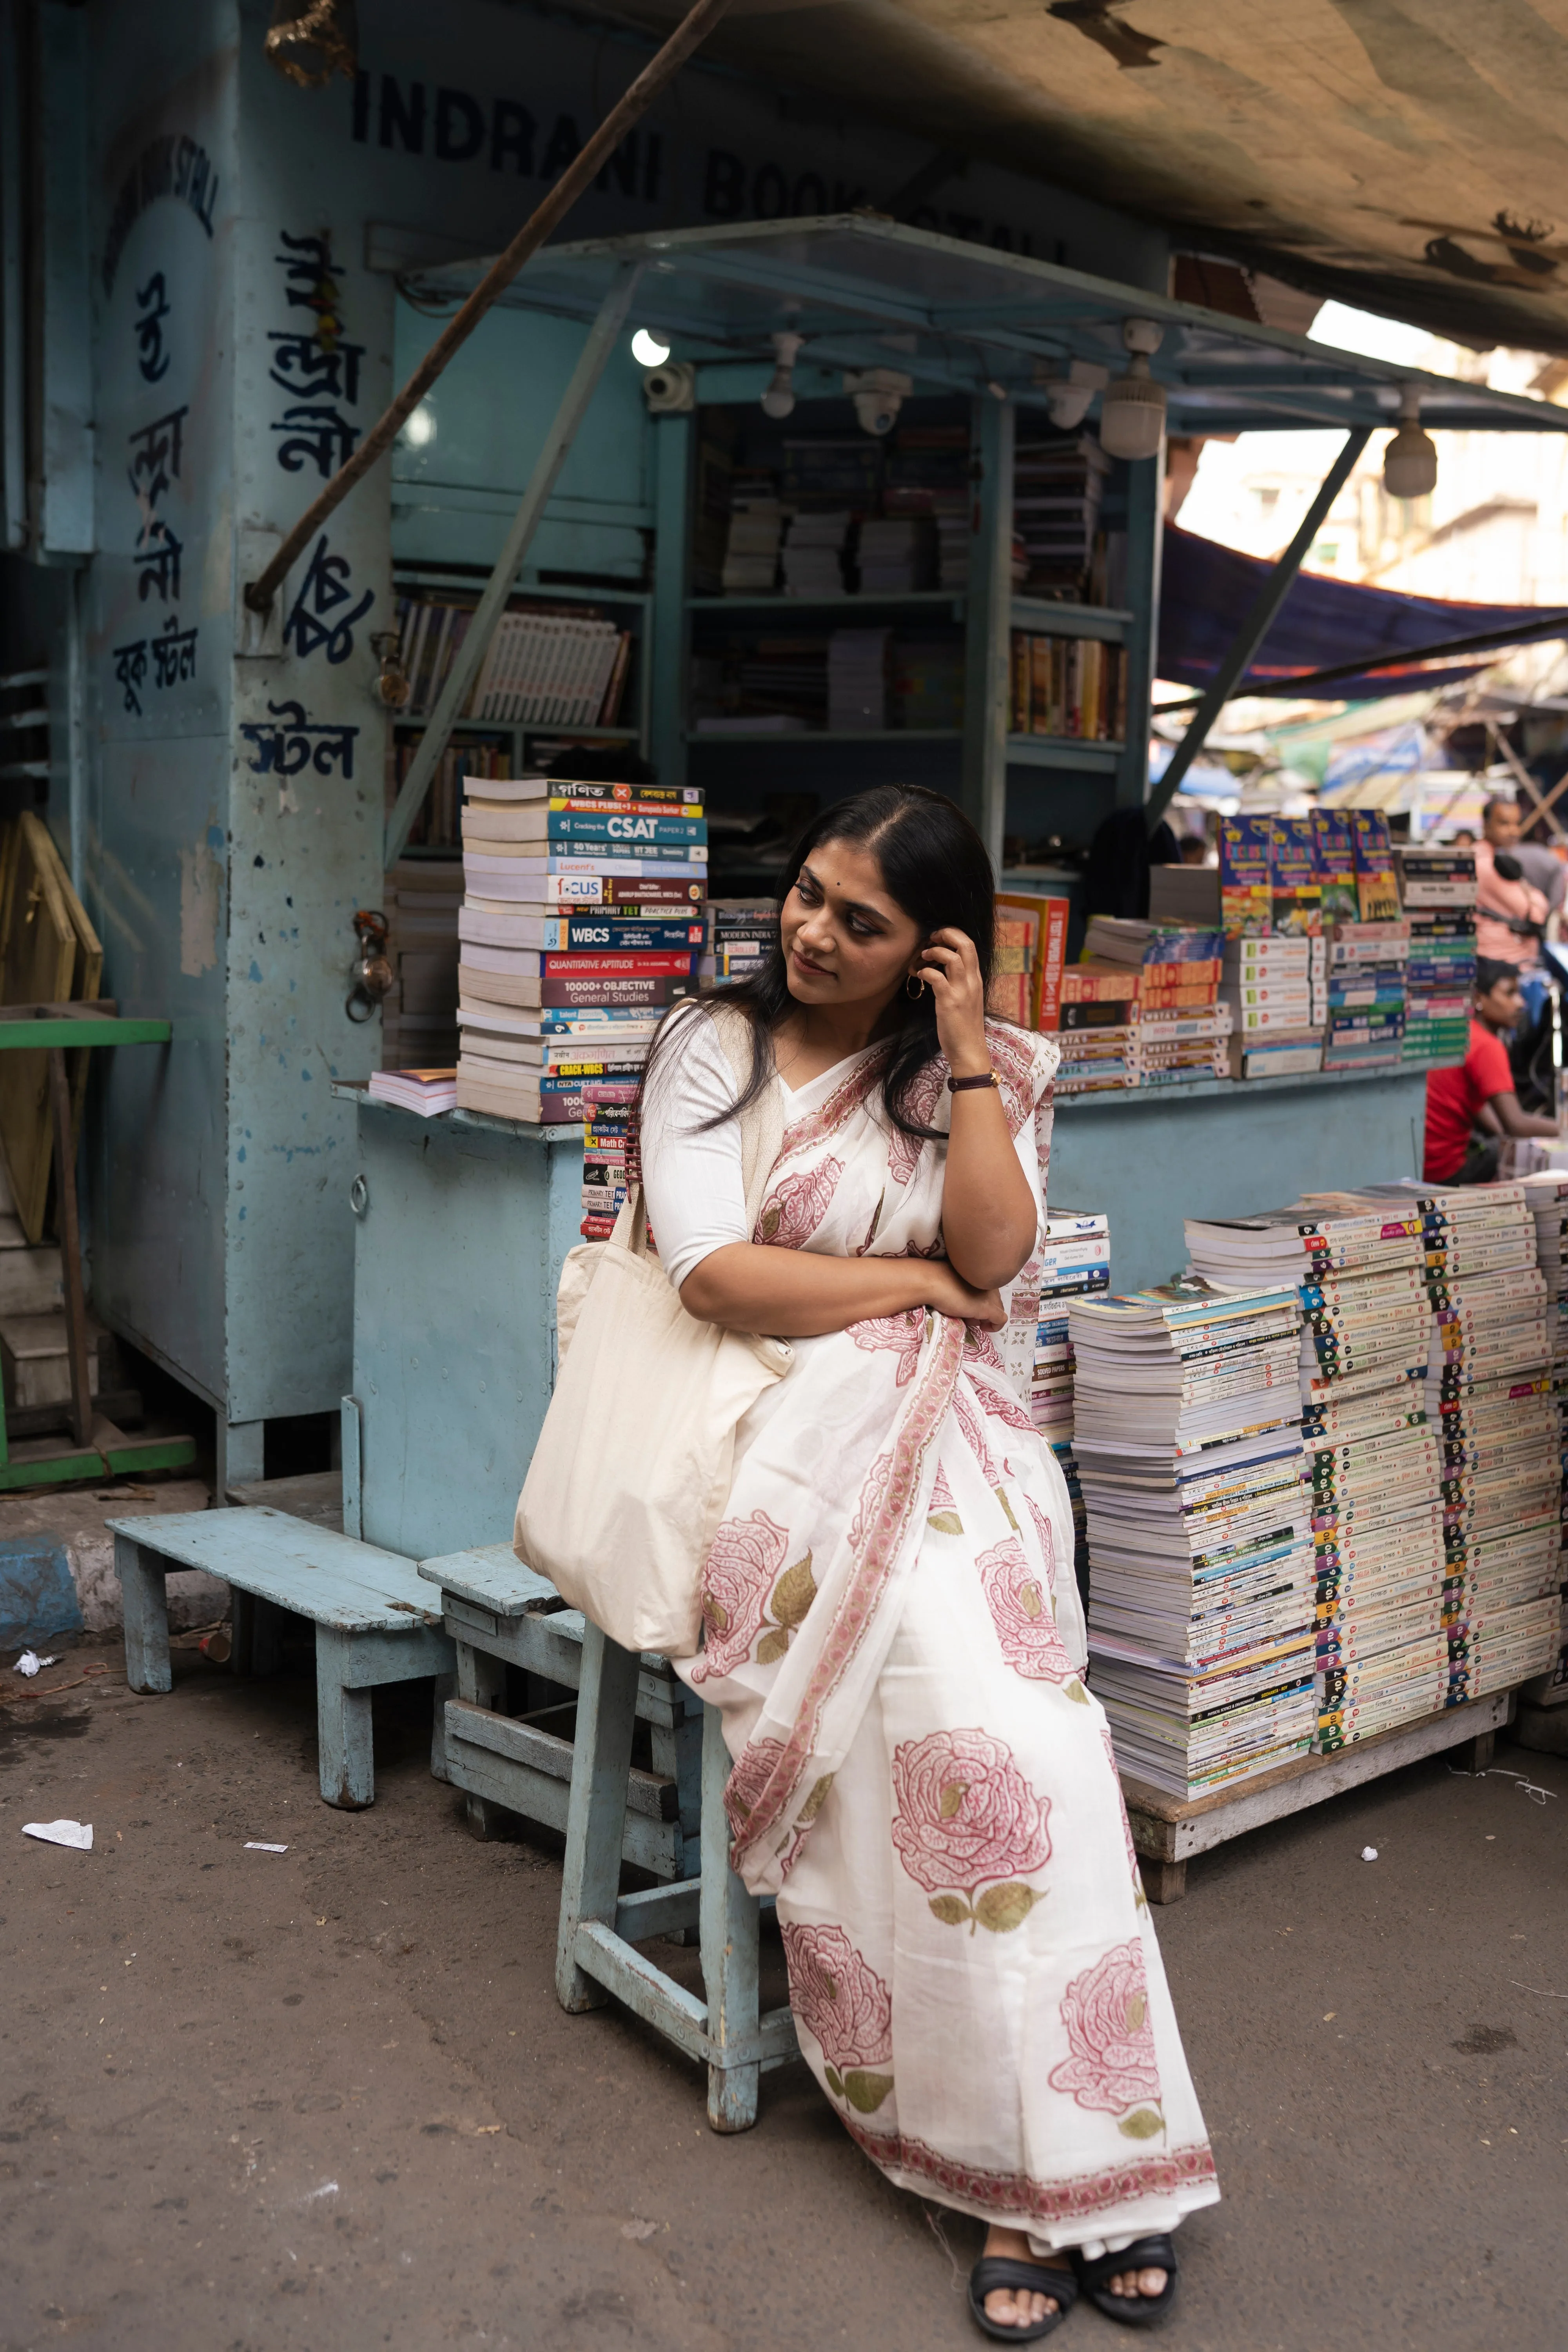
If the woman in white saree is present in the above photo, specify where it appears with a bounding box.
[635,787,1217,2338]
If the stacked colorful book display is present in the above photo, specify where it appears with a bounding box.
[1222,932,1325,1079]
[1321,921,1408,1071]
[452,776,706,1131]
[1185,1189,1560,1753]
[703,900,779,988]
[1521,1171,1568,1703]
[1071,1279,1316,1798]
[1029,1211,1110,1606]
[1083,918,1230,1087]
[1395,845,1478,1065]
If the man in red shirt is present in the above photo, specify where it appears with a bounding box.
[1424,959,1561,1182]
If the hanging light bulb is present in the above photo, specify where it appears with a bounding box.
[760,331,803,420]
[1383,386,1437,500]
[1098,318,1167,462]
[631,327,672,368]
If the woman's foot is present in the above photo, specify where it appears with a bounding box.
[1102,2256,1169,2303]
[980,2226,1076,2330]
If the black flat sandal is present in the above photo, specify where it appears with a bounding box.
[1069,2235,1178,2327]
[967,2256,1079,2342]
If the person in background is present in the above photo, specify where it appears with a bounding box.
[1474,795,1550,969]
[1512,814,1568,929]
[1423,957,1560,1184]
[1178,833,1210,866]
[1451,827,1477,849]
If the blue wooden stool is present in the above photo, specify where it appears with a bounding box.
[554,1620,798,2132]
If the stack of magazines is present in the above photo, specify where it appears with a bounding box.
[453,776,705,1131]
[1029,1212,1110,1608]
[1071,1279,1314,1798]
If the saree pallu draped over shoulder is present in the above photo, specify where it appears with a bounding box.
[666,1021,1219,2253]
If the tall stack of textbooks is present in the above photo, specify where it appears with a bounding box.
[1031,1211,1110,1610]
[1054,959,1140,1093]
[1521,1171,1568,1701]
[1186,1189,1560,1750]
[989,903,1037,1027]
[1185,1203,1438,1752]
[453,776,706,1126]
[580,1095,631,1240]
[1223,933,1325,1079]
[1321,921,1408,1071]
[1396,845,1477,1064]
[1085,917,1228,1086]
[882,425,970,589]
[1012,434,1110,597]
[1072,1280,1315,1797]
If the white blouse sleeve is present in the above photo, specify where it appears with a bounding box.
[638,1010,750,1292]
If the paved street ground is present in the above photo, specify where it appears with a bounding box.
[2,1607,1564,2352]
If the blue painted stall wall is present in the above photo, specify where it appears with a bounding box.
[222,43,392,1421]
[1047,1074,1428,1297]
[86,2,239,1406]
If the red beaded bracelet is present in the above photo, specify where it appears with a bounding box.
[947,1070,998,1093]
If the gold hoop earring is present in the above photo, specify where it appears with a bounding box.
[905,972,924,1001]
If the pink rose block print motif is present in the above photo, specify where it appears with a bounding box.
[692,1511,818,1681]
[1049,1940,1165,2140]
[781,1922,895,2114]
[977,1536,1076,1684]
[892,1727,1051,1935]
[722,1735,786,1849]
[754,1158,843,1249]
[848,1310,926,1387]
[886,1058,948,1186]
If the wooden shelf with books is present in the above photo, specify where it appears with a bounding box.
[687,590,966,614]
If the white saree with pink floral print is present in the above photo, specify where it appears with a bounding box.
[661,1020,1219,2254]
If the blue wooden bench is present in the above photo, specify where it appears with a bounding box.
[417,1541,700,1875]
[109,1507,454,1809]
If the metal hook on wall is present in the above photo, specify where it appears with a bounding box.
[346,908,392,1022]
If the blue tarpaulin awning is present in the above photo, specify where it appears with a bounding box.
[1157,524,1568,700]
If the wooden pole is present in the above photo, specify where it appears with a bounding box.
[243,0,737,616]
[47,1047,92,1450]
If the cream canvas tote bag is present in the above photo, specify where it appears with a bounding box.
[513,1005,788,1656]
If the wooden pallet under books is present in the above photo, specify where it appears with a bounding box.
[1121,1688,1512,1903]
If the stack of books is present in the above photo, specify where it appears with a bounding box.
[366,1067,456,1118]
[1054,959,1140,1093]
[380,859,463,1069]
[1185,1201,1435,1753]
[881,425,971,590]
[453,776,706,1125]
[1269,817,1323,935]
[721,496,784,593]
[827,628,891,731]
[1085,918,1228,1087]
[580,1096,630,1240]
[1012,433,1110,597]
[469,610,631,729]
[1032,1211,1110,1609]
[1072,1279,1315,1798]
[1396,846,1477,1064]
[856,516,935,592]
[1321,921,1408,1071]
[730,637,826,728]
[703,899,778,987]
[781,512,851,597]
[989,903,1037,1028]
[998,892,1070,1033]
[1223,934,1325,1079]
[1008,633,1126,740]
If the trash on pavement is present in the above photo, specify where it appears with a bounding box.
[23,1819,93,1850]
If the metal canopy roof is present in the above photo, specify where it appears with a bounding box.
[406,216,1568,437]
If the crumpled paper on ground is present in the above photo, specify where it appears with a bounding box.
[23,1819,93,1850]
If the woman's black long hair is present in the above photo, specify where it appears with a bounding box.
[637,784,997,1146]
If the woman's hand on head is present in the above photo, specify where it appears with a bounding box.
[916,927,990,1078]
[921,1258,1007,1330]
